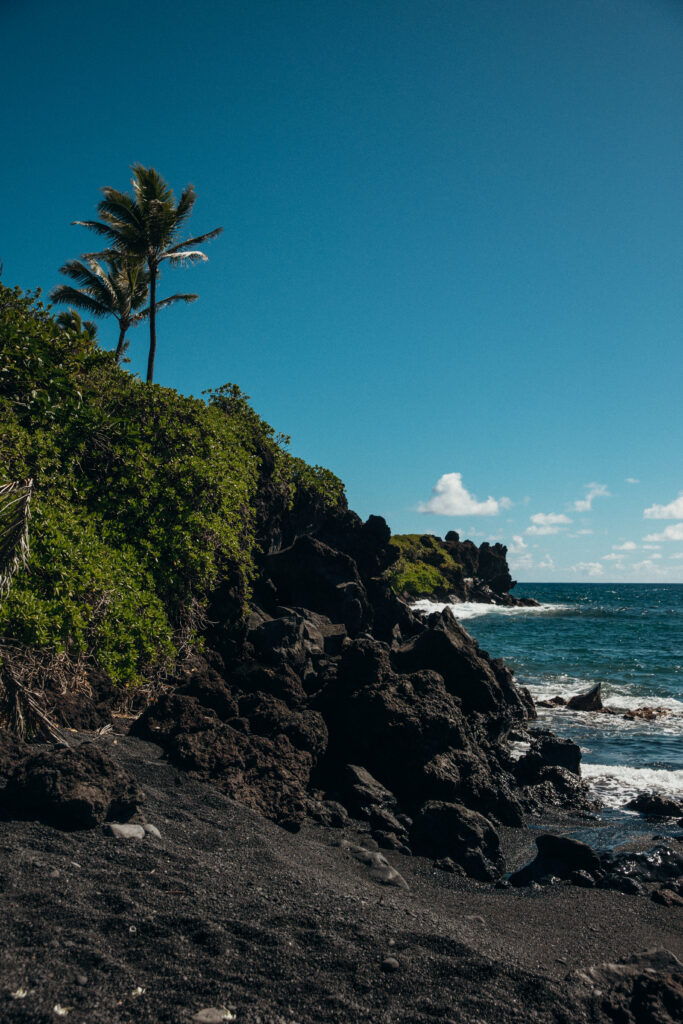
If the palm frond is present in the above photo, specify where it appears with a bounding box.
[165,227,223,254]
[50,286,109,318]
[161,250,209,265]
[132,293,198,323]
[73,219,121,241]
[0,480,32,603]
[174,184,197,227]
[130,165,174,208]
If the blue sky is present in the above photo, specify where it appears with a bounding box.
[2,0,682,581]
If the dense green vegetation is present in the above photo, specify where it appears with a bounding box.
[0,283,343,686]
[387,533,462,597]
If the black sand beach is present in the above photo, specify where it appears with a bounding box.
[1,729,681,1024]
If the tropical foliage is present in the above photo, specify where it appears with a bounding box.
[52,257,152,361]
[55,309,98,340]
[386,533,463,597]
[0,479,32,601]
[0,283,344,685]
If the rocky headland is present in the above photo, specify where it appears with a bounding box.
[387,530,538,607]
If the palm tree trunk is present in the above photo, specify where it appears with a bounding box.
[115,325,127,363]
[146,264,157,384]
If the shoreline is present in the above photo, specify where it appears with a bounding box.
[1,730,681,1024]
[415,586,683,838]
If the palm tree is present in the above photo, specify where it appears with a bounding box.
[0,479,32,603]
[55,308,99,341]
[51,257,198,363]
[75,165,222,382]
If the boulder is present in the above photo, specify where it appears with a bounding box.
[410,800,504,881]
[2,743,143,829]
[509,834,600,886]
[515,733,581,783]
[567,682,603,712]
[600,845,683,886]
[134,692,314,826]
[626,793,683,819]
[238,692,328,762]
[393,608,527,720]
[263,536,371,634]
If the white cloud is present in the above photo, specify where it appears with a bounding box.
[613,541,637,551]
[626,478,639,484]
[573,561,604,577]
[573,482,610,513]
[602,553,623,562]
[538,554,554,569]
[671,552,683,560]
[531,513,572,526]
[509,535,527,553]
[418,473,507,516]
[525,512,571,536]
[642,543,661,550]
[643,523,683,543]
[644,492,683,519]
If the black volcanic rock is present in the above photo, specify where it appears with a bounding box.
[625,793,683,818]
[263,536,371,634]
[567,682,603,712]
[410,800,505,881]
[394,607,527,720]
[129,504,586,851]
[515,732,582,782]
[509,834,601,886]
[0,728,30,780]
[2,743,143,829]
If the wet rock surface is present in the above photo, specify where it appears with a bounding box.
[626,793,683,819]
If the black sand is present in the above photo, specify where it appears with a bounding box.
[1,731,680,1024]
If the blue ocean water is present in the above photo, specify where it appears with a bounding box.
[414,584,683,819]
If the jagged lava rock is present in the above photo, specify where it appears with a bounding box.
[263,536,371,634]
[567,682,603,712]
[410,800,505,881]
[2,742,143,829]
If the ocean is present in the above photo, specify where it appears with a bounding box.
[414,584,683,846]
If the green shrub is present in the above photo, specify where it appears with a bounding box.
[0,284,344,686]
[387,533,462,597]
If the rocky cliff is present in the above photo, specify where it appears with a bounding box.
[388,530,538,606]
[124,498,585,882]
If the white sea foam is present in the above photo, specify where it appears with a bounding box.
[525,679,683,737]
[411,599,571,622]
[581,763,683,809]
